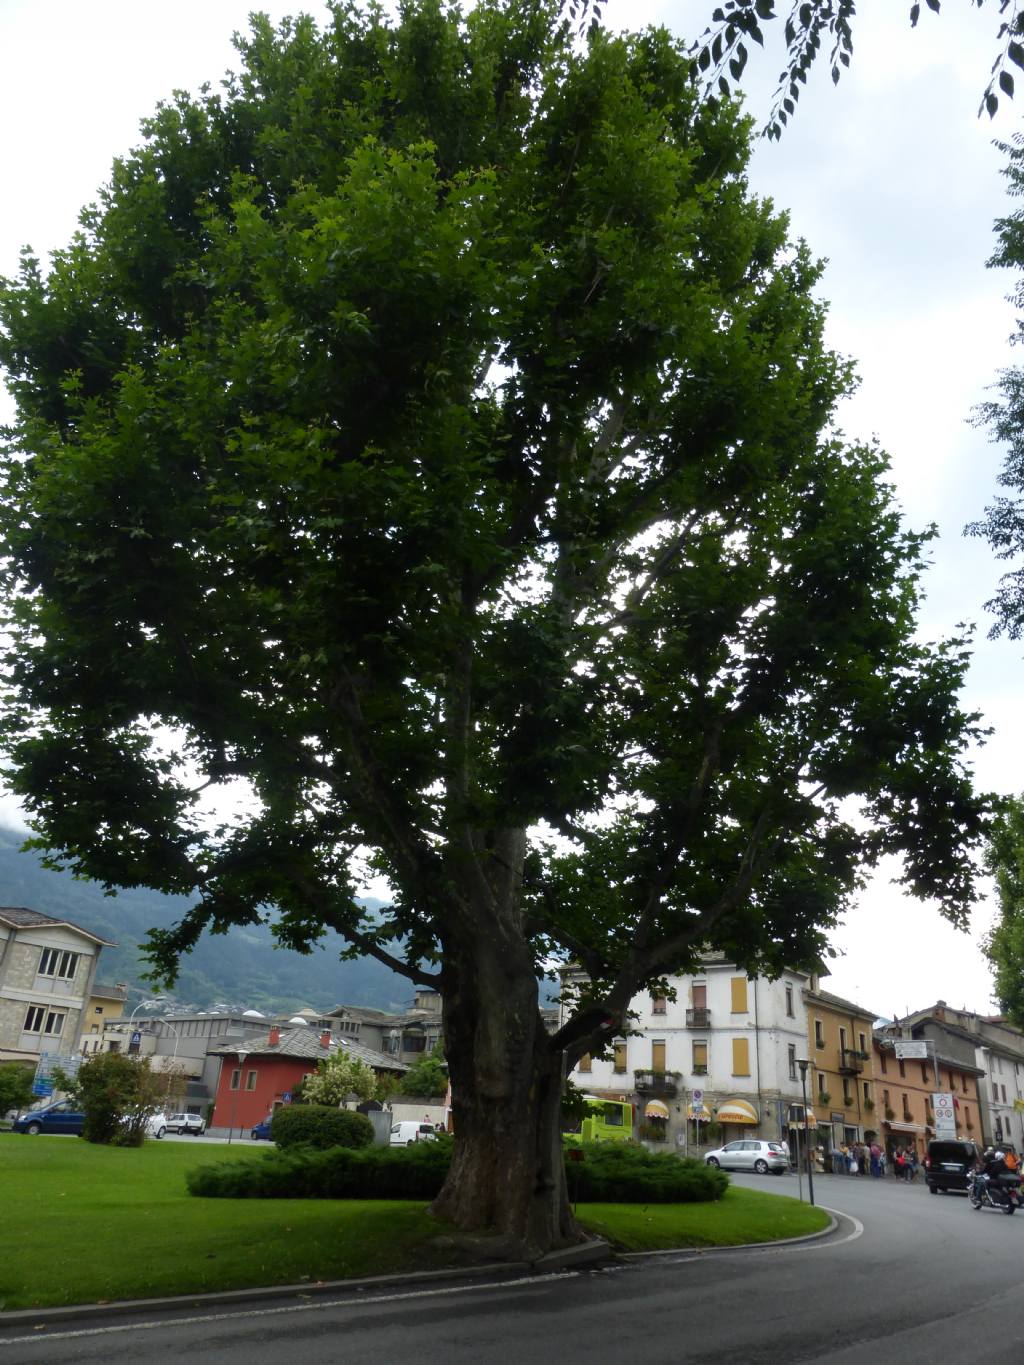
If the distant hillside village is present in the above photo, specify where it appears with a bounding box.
[4,905,1024,1159]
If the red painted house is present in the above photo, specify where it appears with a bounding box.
[208,1025,407,1135]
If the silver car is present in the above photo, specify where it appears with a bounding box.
[704,1139,788,1175]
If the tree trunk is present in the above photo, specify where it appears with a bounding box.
[429,904,582,1259]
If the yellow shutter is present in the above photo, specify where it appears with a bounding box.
[613,1042,627,1073]
[579,1053,591,1073]
[693,1042,708,1070]
[730,977,748,1013]
[732,1037,750,1075]
[652,1041,666,1071]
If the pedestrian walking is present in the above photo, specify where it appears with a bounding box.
[870,1141,881,1178]
[906,1148,917,1182]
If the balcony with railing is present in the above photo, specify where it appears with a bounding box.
[839,1048,866,1075]
[634,1070,681,1097]
[686,1008,711,1029]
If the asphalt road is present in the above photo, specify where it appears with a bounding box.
[4,1170,1024,1364]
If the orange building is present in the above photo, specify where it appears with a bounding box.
[873,1035,984,1161]
[803,984,878,1151]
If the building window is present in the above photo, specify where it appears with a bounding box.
[651,994,667,1015]
[692,1041,708,1075]
[965,1104,972,1129]
[38,948,79,980]
[788,1044,797,1081]
[230,1069,241,1090]
[921,1062,929,1083]
[814,1020,825,1048]
[613,1041,627,1074]
[246,1070,258,1091]
[785,985,794,1017]
[402,1034,427,1053]
[839,1027,848,1053]
[817,1072,828,1097]
[108,1040,120,1053]
[94,1006,103,1015]
[23,1006,65,1036]
[863,1081,870,1103]
[898,1058,906,1078]
[732,1037,750,1076]
[730,978,748,1013]
[843,1089,853,1108]
[902,1092,910,1118]
[578,1053,592,1073]
[1002,1084,1008,1103]
[692,983,707,1010]
[858,1032,867,1053]
[880,1050,888,1074]
[651,1040,666,1072]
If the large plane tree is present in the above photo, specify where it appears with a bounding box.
[0,0,988,1255]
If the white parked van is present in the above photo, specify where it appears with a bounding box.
[389,1120,437,1147]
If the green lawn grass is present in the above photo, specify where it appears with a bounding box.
[0,1135,829,1311]
[577,1185,830,1250]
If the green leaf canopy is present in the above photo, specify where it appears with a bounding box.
[0,0,987,1026]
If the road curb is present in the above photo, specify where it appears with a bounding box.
[0,1262,537,1329]
[0,1220,837,1331]
[615,1211,839,1260]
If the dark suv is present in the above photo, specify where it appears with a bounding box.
[925,1139,979,1194]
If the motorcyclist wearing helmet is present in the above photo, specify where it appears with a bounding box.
[986,1149,1010,1180]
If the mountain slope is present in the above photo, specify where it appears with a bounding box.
[0,825,414,1013]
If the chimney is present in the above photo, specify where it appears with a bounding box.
[320,1030,331,1048]
[268,1026,281,1047]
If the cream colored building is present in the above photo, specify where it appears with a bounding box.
[0,906,113,1067]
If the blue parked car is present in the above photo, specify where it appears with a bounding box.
[13,1100,85,1135]
[251,1114,274,1141]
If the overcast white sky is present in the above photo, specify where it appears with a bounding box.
[0,0,1021,1017]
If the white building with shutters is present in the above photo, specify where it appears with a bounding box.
[561,952,813,1151]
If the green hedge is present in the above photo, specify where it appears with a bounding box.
[269,1105,374,1151]
[567,1145,728,1203]
[188,1138,727,1204]
[188,1136,453,1199]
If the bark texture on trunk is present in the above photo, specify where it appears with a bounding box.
[429,893,581,1258]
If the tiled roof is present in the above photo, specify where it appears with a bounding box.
[803,986,879,1021]
[91,982,128,1001]
[0,905,116,946]
[207,1027,409,1071]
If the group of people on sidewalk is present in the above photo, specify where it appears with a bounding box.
[822,1140,913,1179]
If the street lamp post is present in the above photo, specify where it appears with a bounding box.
[797,1059,816,1206]
[156,1020,181,1107]
[227,1048,248,1145]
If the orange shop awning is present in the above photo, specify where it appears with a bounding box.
[644,1100,670,1119]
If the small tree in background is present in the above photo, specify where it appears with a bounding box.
[302,1050,376,1107]
[55,1052,164,1145]
[398,1043,448,1099]
[0,1063,34,1118]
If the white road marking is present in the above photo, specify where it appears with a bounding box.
[0,1272,579,1348]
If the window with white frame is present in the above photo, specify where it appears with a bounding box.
[38,948,80,980]
[246,1070,258,1091]
[23,1005,65,1035]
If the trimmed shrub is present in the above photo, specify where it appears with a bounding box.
[188,1135,453,1200]
[567,1144,728,1203]
[270,1104,374,1151]
[188,1137,727,1204]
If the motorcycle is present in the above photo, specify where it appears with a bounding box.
[969,1171,1021,1214]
